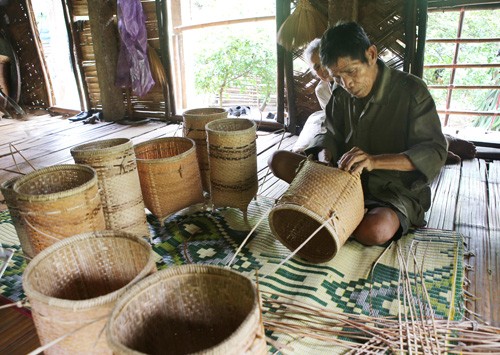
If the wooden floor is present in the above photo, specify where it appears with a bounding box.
[0,112,498,353]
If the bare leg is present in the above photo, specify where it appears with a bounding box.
[267,150,306,184]
[353,207,400,246]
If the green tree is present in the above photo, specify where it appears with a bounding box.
[194,37,276,110]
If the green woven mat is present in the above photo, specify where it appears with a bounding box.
[0,196,464,351]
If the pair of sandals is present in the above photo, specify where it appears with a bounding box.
[69,109,102,124]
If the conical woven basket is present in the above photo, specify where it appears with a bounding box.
[22,230,157,354]
[183,107,228,192]
[134,137,204,220]
[70,138,149,238]
[268,159,364,263]
[12,164,106,255]
[106,264,266,355]
[0,176,35,259]
[206,118,258,215]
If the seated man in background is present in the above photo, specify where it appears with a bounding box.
[269,22,448,246]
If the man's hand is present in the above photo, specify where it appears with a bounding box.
[337,147,373,174]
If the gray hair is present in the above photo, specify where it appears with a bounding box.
[303,38,322,67]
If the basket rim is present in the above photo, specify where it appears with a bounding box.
[0,175,20,191]
[182,107,227,119]
[134,137,196,164]
[22,230,156,310]
[106,264,259,354]
[205,118,256,136]
[12,164,98,202]
[70,138,133,157]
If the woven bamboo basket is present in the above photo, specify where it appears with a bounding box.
[70,138,149,238]
[12,164,106,255]
[183,107,228,192]
[268,159,364,263]
[22,230,157,354]
[0,176,35,259]
[134,137,204,220]
[205,118,258,215]
[106,264,266,355]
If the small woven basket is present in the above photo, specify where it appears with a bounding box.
[22,230,156,354]
[183,107,228,192]
[70,138,149,238]
[0,176,35,259]
[106,264,266,355]
[134,137,204,220]
[206,118,258,215]
[12,164,106,255]
[268,159,364,263]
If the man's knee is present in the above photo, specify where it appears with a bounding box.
[267,150,305,183]
[353,207,400,246]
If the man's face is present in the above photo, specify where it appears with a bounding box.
[310,51,332,82]
[327,45,378,98]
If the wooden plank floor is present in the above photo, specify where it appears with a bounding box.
[0,113,498,353]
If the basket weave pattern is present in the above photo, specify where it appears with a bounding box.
[12,164,106,255]
[22,230,157,354]
[182,107,228,192]
[107,264,266,355]
[269,160,364,263]
[206,118,258,213]
[134,137,204,220]
[71,138,149,238]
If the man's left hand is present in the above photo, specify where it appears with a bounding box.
[337,147,374,174]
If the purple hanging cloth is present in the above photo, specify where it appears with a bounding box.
[115,0,155,97]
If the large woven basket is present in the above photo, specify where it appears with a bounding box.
[183,107,228,192]
[12,164,106,255]
[70,138,149,238]
[22,230,156,354]
[268,159,364,263]
[206,118,258,215]
[0,176,35,259]
[134,137,204,220]
[106,264,266,355]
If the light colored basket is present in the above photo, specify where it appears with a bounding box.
[70,138,149,238]
[134,137,204,220]
[206,118,258,215]
[0,176,35,259]
[12,164,106,255]
[268,159,364,263]
[183,107,228,192]
[22,230,157,354]
[106,264,266,355]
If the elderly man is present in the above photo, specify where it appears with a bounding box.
[269,22,448,246]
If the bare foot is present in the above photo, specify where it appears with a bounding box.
[445,134,476,160]
[445,151,461,165]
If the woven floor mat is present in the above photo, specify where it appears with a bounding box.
[0,196,465,352]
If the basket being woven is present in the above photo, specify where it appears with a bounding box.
[183,107,228,192]
[22,230,157,354]
[0,176,35,259]
[70,138,149,238]
[12,164,106,255]
[268,159,364,263]
[134,137,204,220]
[206,118,258,215]
[106,264,267,355]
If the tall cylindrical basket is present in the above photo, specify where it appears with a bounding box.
[106,264,266,355]
[134,137,204,220]
[268,159,364,263]
[70,138,149,238]
[206,118,258,215]
[183,107,228,192]
[12,164,105,255]
[23,230,157,354]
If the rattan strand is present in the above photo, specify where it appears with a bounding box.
[12,164,106,255]
[0,177,35,258]
[206,118,258,214]
[70,138,149,238]
[182,107,228,192]
[269,159,364,263]
[134,137,204,220]
[22,230,157,354]
[107,264,266,355]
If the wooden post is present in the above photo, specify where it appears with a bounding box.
[87,0,125,122]
[276,0,289,126]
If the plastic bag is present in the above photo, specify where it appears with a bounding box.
[115,0,155,97]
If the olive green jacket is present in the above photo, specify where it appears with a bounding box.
[306,60,447,227]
